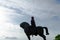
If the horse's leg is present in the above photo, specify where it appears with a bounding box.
[39,34,46,40]
[27,35,30,40]
[26,34,30,40]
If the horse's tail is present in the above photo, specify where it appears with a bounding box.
[43,27,49,35]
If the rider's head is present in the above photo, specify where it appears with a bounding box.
[31,16,34,19]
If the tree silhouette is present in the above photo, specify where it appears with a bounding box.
[55,34,60,40]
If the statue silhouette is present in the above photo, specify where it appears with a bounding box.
[20,17,49,40]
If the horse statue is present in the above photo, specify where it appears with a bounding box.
[20,22,49,40]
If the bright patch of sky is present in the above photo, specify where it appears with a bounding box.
[0,0,60,40]
[0,6,24,39]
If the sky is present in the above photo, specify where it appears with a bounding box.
[0,0,60,40]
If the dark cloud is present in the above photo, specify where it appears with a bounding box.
[5,37,17,39]
[51,16,60,21]
[3,5,23,14]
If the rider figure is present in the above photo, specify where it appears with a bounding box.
[31,16,37,36]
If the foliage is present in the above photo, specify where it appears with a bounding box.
[55,34,60,40]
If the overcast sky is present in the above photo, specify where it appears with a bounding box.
[0,0,60,40]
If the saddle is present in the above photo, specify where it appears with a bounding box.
[31,27,37,36]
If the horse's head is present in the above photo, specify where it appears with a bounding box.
[20,22,30,29]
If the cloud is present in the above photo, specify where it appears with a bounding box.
[5,37,17,39]
[1,0,60,20]
[0,5,25,38]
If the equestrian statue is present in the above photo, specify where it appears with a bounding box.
[20,16,49,40]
